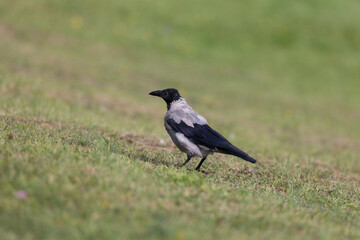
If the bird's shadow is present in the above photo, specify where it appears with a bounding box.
[185,168,212,175]
[108,134,230,175]
[121,146,213,174]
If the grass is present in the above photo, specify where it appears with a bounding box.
[0,0,359,239]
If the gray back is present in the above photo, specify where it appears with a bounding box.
[164,98,208,128]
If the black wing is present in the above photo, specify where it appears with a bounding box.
[167,118,256,163]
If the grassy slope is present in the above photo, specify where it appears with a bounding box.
[0,0,359,239]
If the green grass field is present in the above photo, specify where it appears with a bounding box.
[1,0,359,239]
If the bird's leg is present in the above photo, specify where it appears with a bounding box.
[195,156,207,171]
[179,155,192,168]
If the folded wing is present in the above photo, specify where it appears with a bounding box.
[166,118,256,163]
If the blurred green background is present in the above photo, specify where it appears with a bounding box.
[0,0,359,239]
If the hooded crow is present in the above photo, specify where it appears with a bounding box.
[149,88,256,171]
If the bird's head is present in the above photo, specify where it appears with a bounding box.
[149,88,182,107]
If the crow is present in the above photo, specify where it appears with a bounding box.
[149,88,256,171]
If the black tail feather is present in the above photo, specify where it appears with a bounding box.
[218,144,257,163]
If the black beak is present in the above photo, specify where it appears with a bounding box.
[149,90,162,97]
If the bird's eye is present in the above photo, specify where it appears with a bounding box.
[163,92,169,97]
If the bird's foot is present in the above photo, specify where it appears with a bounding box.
[195,168,210,174]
